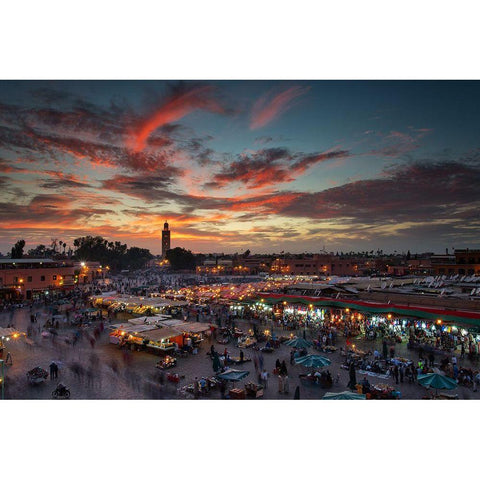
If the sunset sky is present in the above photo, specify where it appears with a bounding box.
[1,80,479,256]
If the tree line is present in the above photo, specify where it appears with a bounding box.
[7,236,154,271]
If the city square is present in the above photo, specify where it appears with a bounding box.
[2,267,480,400]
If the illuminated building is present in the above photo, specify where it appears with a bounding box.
[0,258,75,300]
[73,261,108,284]
[431,249,480,276]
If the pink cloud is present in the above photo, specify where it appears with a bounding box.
[128,86,226,152]
[250,86,310,130]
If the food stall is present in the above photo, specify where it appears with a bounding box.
[109,323,158,345]
[136,327,184,355]
[177,322,211,349]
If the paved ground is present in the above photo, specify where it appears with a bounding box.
[2,306,480,400]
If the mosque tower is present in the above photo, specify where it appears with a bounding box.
[162,220,171,259]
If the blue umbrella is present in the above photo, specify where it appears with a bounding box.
[417,373,457,394]
[285,337,312,349]
[295,355,331,368]
[323,391,366,400]
[216,369,250,382]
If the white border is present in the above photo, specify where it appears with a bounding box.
[1,0,479,79]
[2,2,480,479]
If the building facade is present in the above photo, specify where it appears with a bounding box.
[0,258,75,300]
[432,249,480,276]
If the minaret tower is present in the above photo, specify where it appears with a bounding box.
[162,220,171,259]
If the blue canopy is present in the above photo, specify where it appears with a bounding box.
[323,391,366,400]
[285,337,312,348]
[417,373,457,390]
[295,354,331,368]
[216,369,250,382]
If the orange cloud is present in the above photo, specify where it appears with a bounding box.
[250,86,310,130]
[128,86,226,152]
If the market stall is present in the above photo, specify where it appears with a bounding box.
[216,369,250,399]
[136,327,184,355]
[109,323,158,345]
[368,383,400,399]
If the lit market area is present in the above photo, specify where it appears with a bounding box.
[1,268,480,400]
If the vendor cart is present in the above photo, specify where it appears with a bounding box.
[230,355,251,365]
[26,366,48,385]
[245,382,264,398]
[156,355,177,370]
[229,388,246,399]
[238,336,257,348]
[369,383,399,399]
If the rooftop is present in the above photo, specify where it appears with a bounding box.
[0,258,55,264]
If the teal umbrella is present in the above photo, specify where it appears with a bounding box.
[323,391,366,400]
[417,373,457,393]
[285,337,312,349]
[216,369,250,382]
[295,354,331,368]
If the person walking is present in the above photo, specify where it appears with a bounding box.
[283,375,290,394]
[194,377,199,399]
[275,358,281,375]
[390,345,395,360]
[5,351,13,366]
[220,380,226,399]
[49,361,57,380]
[382,340,388,360]
[348,362,357,390]
[393,365,399,384]
[293,385,300,399]
[399,364,405,383]
[261,369,269,389]
[259,353,264,372]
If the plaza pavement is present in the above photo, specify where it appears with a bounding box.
[2,306,480,400]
